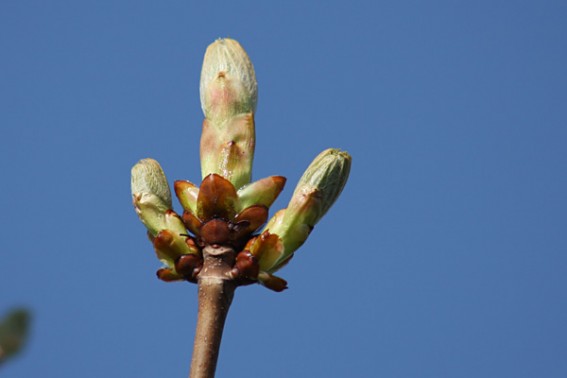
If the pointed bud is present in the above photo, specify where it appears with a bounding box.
[236,176,286,212]
[200,38,257,122]
[263,149,351,272]
[232,205,269,241]
[257,272,288,292]
[197,174,238,221]
[199,38,257,189]
[174,180,199,216]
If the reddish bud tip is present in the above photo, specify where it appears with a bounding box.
[156,268,182,282]
[258,272,288,292]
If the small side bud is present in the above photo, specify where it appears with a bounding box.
[131,159,173,236]
[175,254,203,282]
[263,149,351,271]
[236,176,286,212]
[174,180,199,215]
[231,251,260,280]
[156,268,183,282]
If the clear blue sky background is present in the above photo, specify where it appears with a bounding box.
[1,1,566,377]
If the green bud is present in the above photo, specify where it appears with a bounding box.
[131,159,177,236]
[262,149,351,272]
[289,148,351,226]
[236,176,286,212]
[174,180,199,216]
[199,38,257,189]
[131,158,172,208]
[200,38,257,122]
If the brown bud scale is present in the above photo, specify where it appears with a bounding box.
[200,219,230,245]
[175,254,203,281]
[156,268,181,282]
[233,250,260,279]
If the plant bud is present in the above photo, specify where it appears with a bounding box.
[200,38,257,122]
[236,176,286,212]
[174,180,199,215]
[200,39,257,189]
[131,159,172,208]
[290,148,351,225]
[156,268,183,282]
[257,272,288,292]
[263,149,351,271]
[131,159,174,236]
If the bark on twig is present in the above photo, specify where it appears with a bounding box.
[189,246,236,378]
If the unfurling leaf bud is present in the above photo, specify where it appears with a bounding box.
[261,149,351,272]
[200,38,257,122]
[200,39,257,189]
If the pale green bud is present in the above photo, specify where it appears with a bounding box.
[131,158,172,208]
[200,38,257,122]
[289,148,351,226]
[199,38,257,189]
[174,180,199,216]
[263,149,351,271]
[236,176,286,212]
[131,159,178,236]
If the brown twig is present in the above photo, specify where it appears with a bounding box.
[189,246,236,378]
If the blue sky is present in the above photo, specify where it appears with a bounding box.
[1,1,567,377]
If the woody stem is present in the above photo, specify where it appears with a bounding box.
[189,246,236,378]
